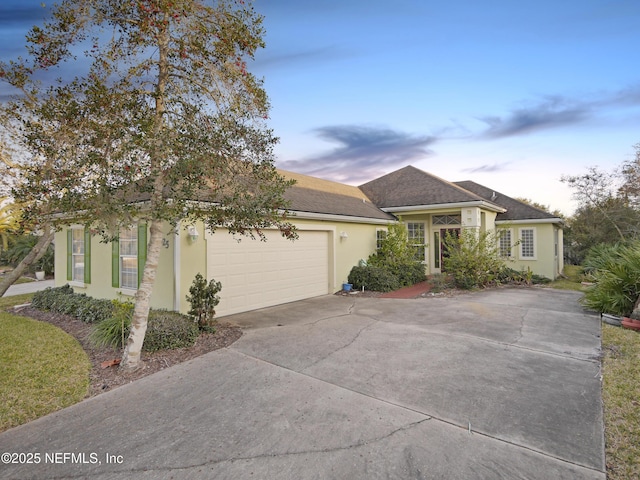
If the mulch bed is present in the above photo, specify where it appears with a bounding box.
[12,305,243,398]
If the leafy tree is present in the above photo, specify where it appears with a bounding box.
[1,0,295,370]
[562,152,640,264]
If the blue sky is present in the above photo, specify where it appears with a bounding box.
[2,1,640,214]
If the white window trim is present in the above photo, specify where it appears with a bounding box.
[119,228,138,290]
[498,228,514,259]
[71,227,85,285]
[519,227,537,260]
[406,222,427,264]
[376,228,387,251]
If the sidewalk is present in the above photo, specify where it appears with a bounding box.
[2,279,54,297]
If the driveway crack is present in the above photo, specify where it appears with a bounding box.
[301,317,377,371]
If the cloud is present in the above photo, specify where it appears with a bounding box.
[278,125,436,184]
[254,46,352,70]
[461,162,511,173]
[479,96,591,138]
[479,85,640,139]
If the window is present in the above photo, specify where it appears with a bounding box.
[67,228,90,284]
[520,228,536,259]
[407,222,426,262]
[376,229,387,250]
[112,224,147,291]
[432,214,461,225]
[499,229,512,258]
[119,228,138,289]
[71,229,85,282]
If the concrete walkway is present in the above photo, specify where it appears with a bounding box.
[2,279,54,297]
[0,287,604,479]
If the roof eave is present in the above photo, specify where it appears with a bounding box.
[381,200,506,214]
[289,210,395,225]
[496,217,565,226]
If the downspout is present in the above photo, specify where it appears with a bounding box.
[173,221,181,312]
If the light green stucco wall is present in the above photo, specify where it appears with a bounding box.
[55,223,176,310]
[505,223,563,280]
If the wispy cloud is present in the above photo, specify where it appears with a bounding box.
[479,85,640,139]
[461,162,511,173]
[479,96,591,138]
[278,125,436,184]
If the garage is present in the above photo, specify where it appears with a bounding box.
[206,228,330,317]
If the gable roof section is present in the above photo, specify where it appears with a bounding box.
[279,170,394,222]
[359,165,504,212]
[454,180,562,223]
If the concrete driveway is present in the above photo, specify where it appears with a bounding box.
[0,288,604,479]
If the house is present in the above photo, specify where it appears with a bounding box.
[54,165,564,317]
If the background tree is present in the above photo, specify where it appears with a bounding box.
[3,0,295,370]
[562,162,640,264]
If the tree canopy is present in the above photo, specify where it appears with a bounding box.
[0,0,295,369]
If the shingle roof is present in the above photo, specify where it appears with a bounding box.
[359,165,495,209]
[279,170,394,221]
[454,180,561,222]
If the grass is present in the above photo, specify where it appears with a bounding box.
[549,264,588,291]
[601,324,640,479]
[0,293,91,433]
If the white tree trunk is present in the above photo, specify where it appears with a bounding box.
[120,219,164,371]
[0,224,53,297]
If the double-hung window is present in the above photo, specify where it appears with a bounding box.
[67,228,91,284]
[119,228,138,289]
[112,224,147,291]
[407,222,426,262]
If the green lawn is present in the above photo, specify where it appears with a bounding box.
[601,324,640,479]
[0,294,90,433]
[549,264,587,291]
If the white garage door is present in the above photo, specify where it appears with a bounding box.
[206,229,330,317]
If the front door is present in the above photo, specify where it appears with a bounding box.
[440,228,460,272]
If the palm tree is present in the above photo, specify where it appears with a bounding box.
[0,198,20,253]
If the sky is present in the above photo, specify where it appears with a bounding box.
[2,1,640,215]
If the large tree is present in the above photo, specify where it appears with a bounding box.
[2,0,295,370]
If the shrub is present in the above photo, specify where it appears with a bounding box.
[442,229,507,289]
[90,304,198,352]
[4,234,55,274]
[348,265,400,292]
[32,285,113,323]
[186,273,221,333]
[31,284,74,310]
[581,241,640,316]
[144,310,200,352]
[358,222,426,291]
[90,301,133,349]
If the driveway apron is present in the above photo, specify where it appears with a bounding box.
[0,288,604,479]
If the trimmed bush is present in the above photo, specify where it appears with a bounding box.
[144,310,200,352]
[348,265,400,292]
[32,285,114,323]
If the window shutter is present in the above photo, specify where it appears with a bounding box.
[112,236,120,288]
[137,223,147,288]
[84,228,91,284]
[66,229,72,281]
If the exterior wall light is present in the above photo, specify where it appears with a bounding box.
[187,225,199,242]
[340,231,348,240]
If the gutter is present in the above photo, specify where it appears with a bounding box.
[381,200,506,214]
